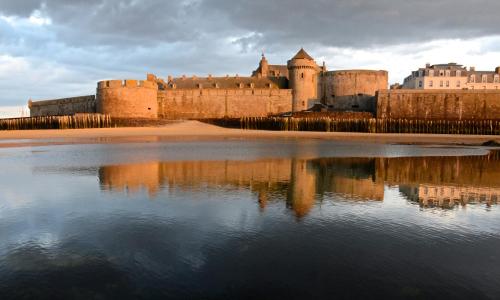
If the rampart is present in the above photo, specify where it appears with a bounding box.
[158,88,292,119]
[97,80,158,119]
[322,70,388,112]
[29,95,96,117]
[376,89,500,120]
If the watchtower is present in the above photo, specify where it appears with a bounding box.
[287,48,319,112]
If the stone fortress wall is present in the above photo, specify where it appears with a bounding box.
[320,70,388,112]
[29,95,96,117]
[158,88,292,119]
[26,48,500,121]
[377,89,500,120]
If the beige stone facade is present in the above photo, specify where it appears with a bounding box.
[402,63,500,90]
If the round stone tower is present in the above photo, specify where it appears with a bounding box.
[96,79,158,119]
[287,48,319,112]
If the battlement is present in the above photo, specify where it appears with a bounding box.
[160,88,292,97]
[97,79,157,89]
[326,70,388,76]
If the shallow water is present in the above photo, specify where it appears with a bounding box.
[0,139,499,299]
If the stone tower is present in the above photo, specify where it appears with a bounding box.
[287,48,318,112]
[258,53,269,77]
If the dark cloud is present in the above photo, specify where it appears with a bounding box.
[0,0,499,108]
[0,0,497,49]
[202,0,500,48]
[0,0,41,16]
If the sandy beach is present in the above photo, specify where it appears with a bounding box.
[0,120,498,148]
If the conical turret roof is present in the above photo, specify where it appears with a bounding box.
[291,48,314,61]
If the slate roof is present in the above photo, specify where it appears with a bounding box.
[291,48,314,61]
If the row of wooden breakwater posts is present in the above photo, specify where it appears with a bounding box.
[1,114,500,135]
[0,114,112,130]
[211,117,500,135]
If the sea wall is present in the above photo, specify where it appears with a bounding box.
[321,70,388,112]
[29,95,96,117]
[158,88,292,119]
[377,90,500,120]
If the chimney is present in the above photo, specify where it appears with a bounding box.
[426,63,431,68]
[470,66,475,72]
[167,75,173,82]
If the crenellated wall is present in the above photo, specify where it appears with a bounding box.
[29,95,96,117]
[158,88,292,119]
[377,89,500,120]
[96,79,158,119]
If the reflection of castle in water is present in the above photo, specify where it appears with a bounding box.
[98,151,500,216]
[378,152,500,208]
[99,157,383,218]
[400,185,499,208]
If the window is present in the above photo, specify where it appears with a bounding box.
[456,81,461,87]
[440,81,444,87]
[482,75,487,83]
[446,81,450,87]
[429,70,435,77]
[301,73,304,79]
[419,71,423,77]
[439,71,444,76]
[456,71,461,77]
[429,80,433,87]
[446,70,451,77]
[495,75,499,83]
[418,81,423,88]
[470,75,475,83]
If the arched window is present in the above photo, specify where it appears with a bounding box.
[301,73,304,79]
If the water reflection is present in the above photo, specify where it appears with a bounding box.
[97,151,500,215]
[3,143,500,299]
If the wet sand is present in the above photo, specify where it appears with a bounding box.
[0,120,498,148]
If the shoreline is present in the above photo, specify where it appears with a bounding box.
[0,120,498,148]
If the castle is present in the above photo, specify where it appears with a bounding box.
[28,48,500,120]
[29,48,388,119]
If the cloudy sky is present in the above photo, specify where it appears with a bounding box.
[1,0,500,117]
